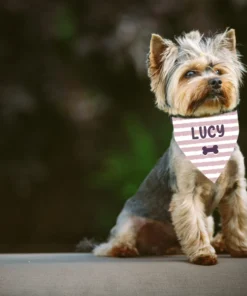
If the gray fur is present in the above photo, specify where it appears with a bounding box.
[75,238,97,252]
[123,146,174,222]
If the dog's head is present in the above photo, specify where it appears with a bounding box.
[147,29,245,117]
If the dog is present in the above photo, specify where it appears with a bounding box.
[77,29,247,265]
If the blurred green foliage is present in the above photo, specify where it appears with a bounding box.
[55,6,76,41]
[93,115,172,201]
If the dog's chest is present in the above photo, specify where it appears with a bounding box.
[172,111,239,183]
[194,180,217,215]
[172,138,240,213]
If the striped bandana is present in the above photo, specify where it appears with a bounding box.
[172,110,239,182]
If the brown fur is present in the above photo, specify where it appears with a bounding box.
[110,245,139,257]
[211,232,227,254]
[136,221,179,255]
[192,255,218,265]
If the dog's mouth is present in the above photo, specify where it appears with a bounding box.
[188,90,226,114]
[206,89,224,100]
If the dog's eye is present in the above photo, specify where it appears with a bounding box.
[185,71,196,78]
[215,69,221,75]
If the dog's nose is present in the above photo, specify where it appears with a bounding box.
[208,78,222,89]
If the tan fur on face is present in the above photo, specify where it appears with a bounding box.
[174,74,237,116]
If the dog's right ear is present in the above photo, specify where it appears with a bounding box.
[147,34,178,111]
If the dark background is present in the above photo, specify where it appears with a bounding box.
[0,0,247,253]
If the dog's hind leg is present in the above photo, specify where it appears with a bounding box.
[93,214,144,257]
[94,212,180,257]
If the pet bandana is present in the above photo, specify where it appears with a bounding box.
[172,110,239,183]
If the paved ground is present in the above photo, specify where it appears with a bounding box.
[0,253,246,296]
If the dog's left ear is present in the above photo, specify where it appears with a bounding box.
[219,28,236,53]
[148,34,177,77]
[148,34,167,76]
[148,34,178,111]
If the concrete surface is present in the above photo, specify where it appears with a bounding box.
[0,253,246,296]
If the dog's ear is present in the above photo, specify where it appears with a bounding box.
[216,28,236,53]
[225,29,236,52]
[148,34,167,76]
[147,34,178,111]
[148,34,177,77]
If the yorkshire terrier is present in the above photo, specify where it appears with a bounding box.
[78,29,247,265]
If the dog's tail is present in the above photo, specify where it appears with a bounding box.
[75,238,98,253]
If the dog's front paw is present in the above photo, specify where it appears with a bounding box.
[191,254,218,266]
[226,240,247,257]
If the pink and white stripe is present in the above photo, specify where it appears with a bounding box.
[172,110,239,182]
